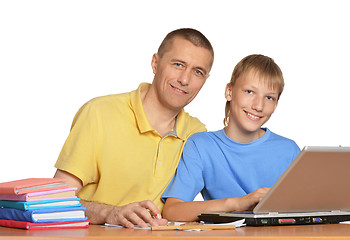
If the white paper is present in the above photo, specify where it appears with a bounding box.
[104,219,246,231]
[105,223,151,229]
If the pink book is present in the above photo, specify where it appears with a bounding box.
[0,219,90,230]
[0,178,67,195]
[0,187,78,201]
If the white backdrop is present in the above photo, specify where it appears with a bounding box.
[1,0,349,182]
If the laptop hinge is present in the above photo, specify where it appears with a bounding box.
[267,212,279,216]
[331,210,341,213]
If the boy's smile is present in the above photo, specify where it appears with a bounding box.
[245,111,262,121]
[225,70,279,143]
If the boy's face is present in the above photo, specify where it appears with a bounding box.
[151,37,212,112]
[225,70,279,138]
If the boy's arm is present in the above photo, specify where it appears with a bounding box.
[163,188,270,222]
[54,169,167,228]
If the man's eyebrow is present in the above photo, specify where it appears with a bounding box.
[170,58,187,64]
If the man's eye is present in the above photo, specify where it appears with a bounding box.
[175,63,183,67]
[195,70,203,76]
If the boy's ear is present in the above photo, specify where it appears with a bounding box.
[225,83,233,101]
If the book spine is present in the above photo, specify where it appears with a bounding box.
[0,208,35,222]
[0,219,90,230]
[0,194,27,201]
[0,219,29,229]
[0,201,26,210]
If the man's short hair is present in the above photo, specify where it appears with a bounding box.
[157,28,214,68]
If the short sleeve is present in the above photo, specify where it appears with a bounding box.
[54,101,100,186]
[162,138,205,202]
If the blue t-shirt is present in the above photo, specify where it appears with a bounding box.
[162,128,300,202]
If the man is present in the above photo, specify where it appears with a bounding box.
[53,28,214,228]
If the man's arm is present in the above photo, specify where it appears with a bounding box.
[54,169,83,193]
[54,169,167,228]
[162,187,270,222]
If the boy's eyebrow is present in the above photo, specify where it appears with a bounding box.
[266,91,279,96]
[171,58,208,76]
[243,84,279,95]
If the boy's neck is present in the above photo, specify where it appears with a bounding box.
[224,126,266,143]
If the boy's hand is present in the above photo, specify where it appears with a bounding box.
[235,187,270,211]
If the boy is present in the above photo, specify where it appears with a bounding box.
[162,54,300,221]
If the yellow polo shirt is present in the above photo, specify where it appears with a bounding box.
[55,83,206,211]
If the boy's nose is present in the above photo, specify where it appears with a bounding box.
[252,97,264,112]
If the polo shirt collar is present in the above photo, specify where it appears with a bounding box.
[172,109,186,140]
[130,82,186,140]
[130,83,153,134]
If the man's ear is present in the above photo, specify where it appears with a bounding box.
[225,83,233,101]
[151,53,159,74]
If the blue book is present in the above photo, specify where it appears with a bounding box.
[0,198,81,210]
[0,206,87,223]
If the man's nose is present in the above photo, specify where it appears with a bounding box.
[177,69,191,85]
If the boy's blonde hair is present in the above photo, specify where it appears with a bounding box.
[224,54,284,126]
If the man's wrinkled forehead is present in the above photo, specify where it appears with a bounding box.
[159,37,214,69]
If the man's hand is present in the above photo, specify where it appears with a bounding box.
[105,200,168,228]
[234,187,270,211]
[54,170,167,228]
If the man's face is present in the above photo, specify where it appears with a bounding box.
[151,37,212,112]
[225,70,279,136]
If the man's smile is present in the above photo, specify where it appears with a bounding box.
[170,84,187,94]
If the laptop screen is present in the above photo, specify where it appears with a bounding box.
[253,146,350,214]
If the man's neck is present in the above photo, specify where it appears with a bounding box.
[141,87,180,137]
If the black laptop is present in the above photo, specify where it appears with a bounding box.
[198,146,350,226]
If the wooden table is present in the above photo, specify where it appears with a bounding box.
[1,223,350,239]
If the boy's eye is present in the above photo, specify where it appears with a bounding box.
[245,90,253,94]
[266,96,276,101]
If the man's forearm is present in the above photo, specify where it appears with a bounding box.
[80,200,117,224]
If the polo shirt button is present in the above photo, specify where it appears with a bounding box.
[157,161,161,165]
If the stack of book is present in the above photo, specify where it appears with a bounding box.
[0,178,89,230]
